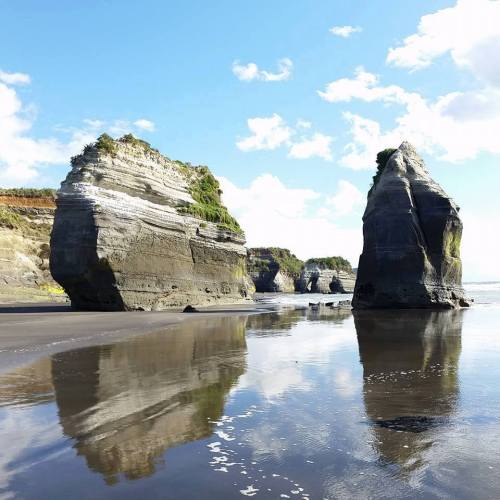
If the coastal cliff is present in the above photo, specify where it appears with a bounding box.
[50,134,254,311]
[247,247,303,292]
[297,257,355,294]
[0,189,65,303]
[353,142,469,309]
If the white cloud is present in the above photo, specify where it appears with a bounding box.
[0,70,31,85]
[318,66,415,104]
[296,119,312,129]
[232,58,293,82]
[329,25,362,38]
[0,71,158,186]
[288,133,333,161]
[237,114,333,160]
[236,114,292,152]
[133,118,155,132]
[326,180,364,216]
[387,0,500,81]
[218,174,362,264]
[461,211,500,281]
[319,68,500,168]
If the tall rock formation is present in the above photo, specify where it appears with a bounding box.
[297,257,355,294]
[247,247,302,292]
[353,142,469,309]
[50,134,254,310]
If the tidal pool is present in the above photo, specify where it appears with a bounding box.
[1,305,500,499]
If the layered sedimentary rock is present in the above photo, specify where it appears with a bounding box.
[297,259,356,294]
[0,191,65,302]
[353,142,469,309]
[247,247,302,292]
[50,135,254,310]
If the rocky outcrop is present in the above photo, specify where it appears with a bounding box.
[50,134,254,311]
[297,258,356,294]
[353,142,469,309]
[0,191,65,303]
[247,247,302,292]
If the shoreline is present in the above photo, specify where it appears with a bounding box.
[0,301,274,373]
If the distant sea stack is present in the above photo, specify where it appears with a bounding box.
[50,134,254,311]
[352,142,469,310]
[247,247,303,292]
[297,257,355,294]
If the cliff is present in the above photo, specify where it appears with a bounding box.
[50,134,254,311]
[353,142,469,309]
[0,189,65,303]
[297,257,355,294]
[247,247,303,292]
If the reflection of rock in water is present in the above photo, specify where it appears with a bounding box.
[246,309,303,335]
[0,358,54,407]
[51,316,247,484]
[354,310,462,471]
[305,306,352,323]
[246,307,352,336]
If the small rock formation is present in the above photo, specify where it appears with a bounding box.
[0,189,65,303]
[353,142,469,309]
[247,247,303,293]
[50,134,254,311]
[297,257,356,294]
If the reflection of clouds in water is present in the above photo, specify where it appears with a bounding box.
[0,410,63,499]
[333,369,360,398]
[236,319,356,401]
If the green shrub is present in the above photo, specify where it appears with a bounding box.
[95,133,117,156]
[0,207,26,229]
[249,247,304,277]
[368,148,397,196]
[180,166,243,234]
[119,133,159,153]
[0,188,56,199]
[306,256,352,272]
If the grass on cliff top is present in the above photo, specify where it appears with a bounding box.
[179,166,243,234]
[0,188,56,199]
[0,207,52,238]
[0,207,27,229]
[248,247,304,277]
[74,133,159,164]
[305,256,352,272]
[368,148,397,196]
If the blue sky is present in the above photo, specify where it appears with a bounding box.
[1,0,499,280]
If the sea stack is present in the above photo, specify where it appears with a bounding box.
[352,142,469,310]
[247,247,303,293]
[50,134,254,311]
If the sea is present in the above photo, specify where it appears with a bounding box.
[0,282,499,499]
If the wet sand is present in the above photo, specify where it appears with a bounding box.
[0,301,272,371]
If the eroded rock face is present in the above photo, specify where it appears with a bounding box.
[246,248,302,293]
[353,142,468,309]
[50,136,254,310]
[297,263,356,294]
[0,193,65,302]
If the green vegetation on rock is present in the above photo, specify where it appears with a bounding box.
[95,133,117,156]
[305,256,352,272]
[119,133,159,153]
[179,166,243,234]
[0,188,56,199]
[249,248,304,277]
[368,148,397,196]
[0,207,26,229]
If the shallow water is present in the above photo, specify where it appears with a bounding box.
[1,295,500,498]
